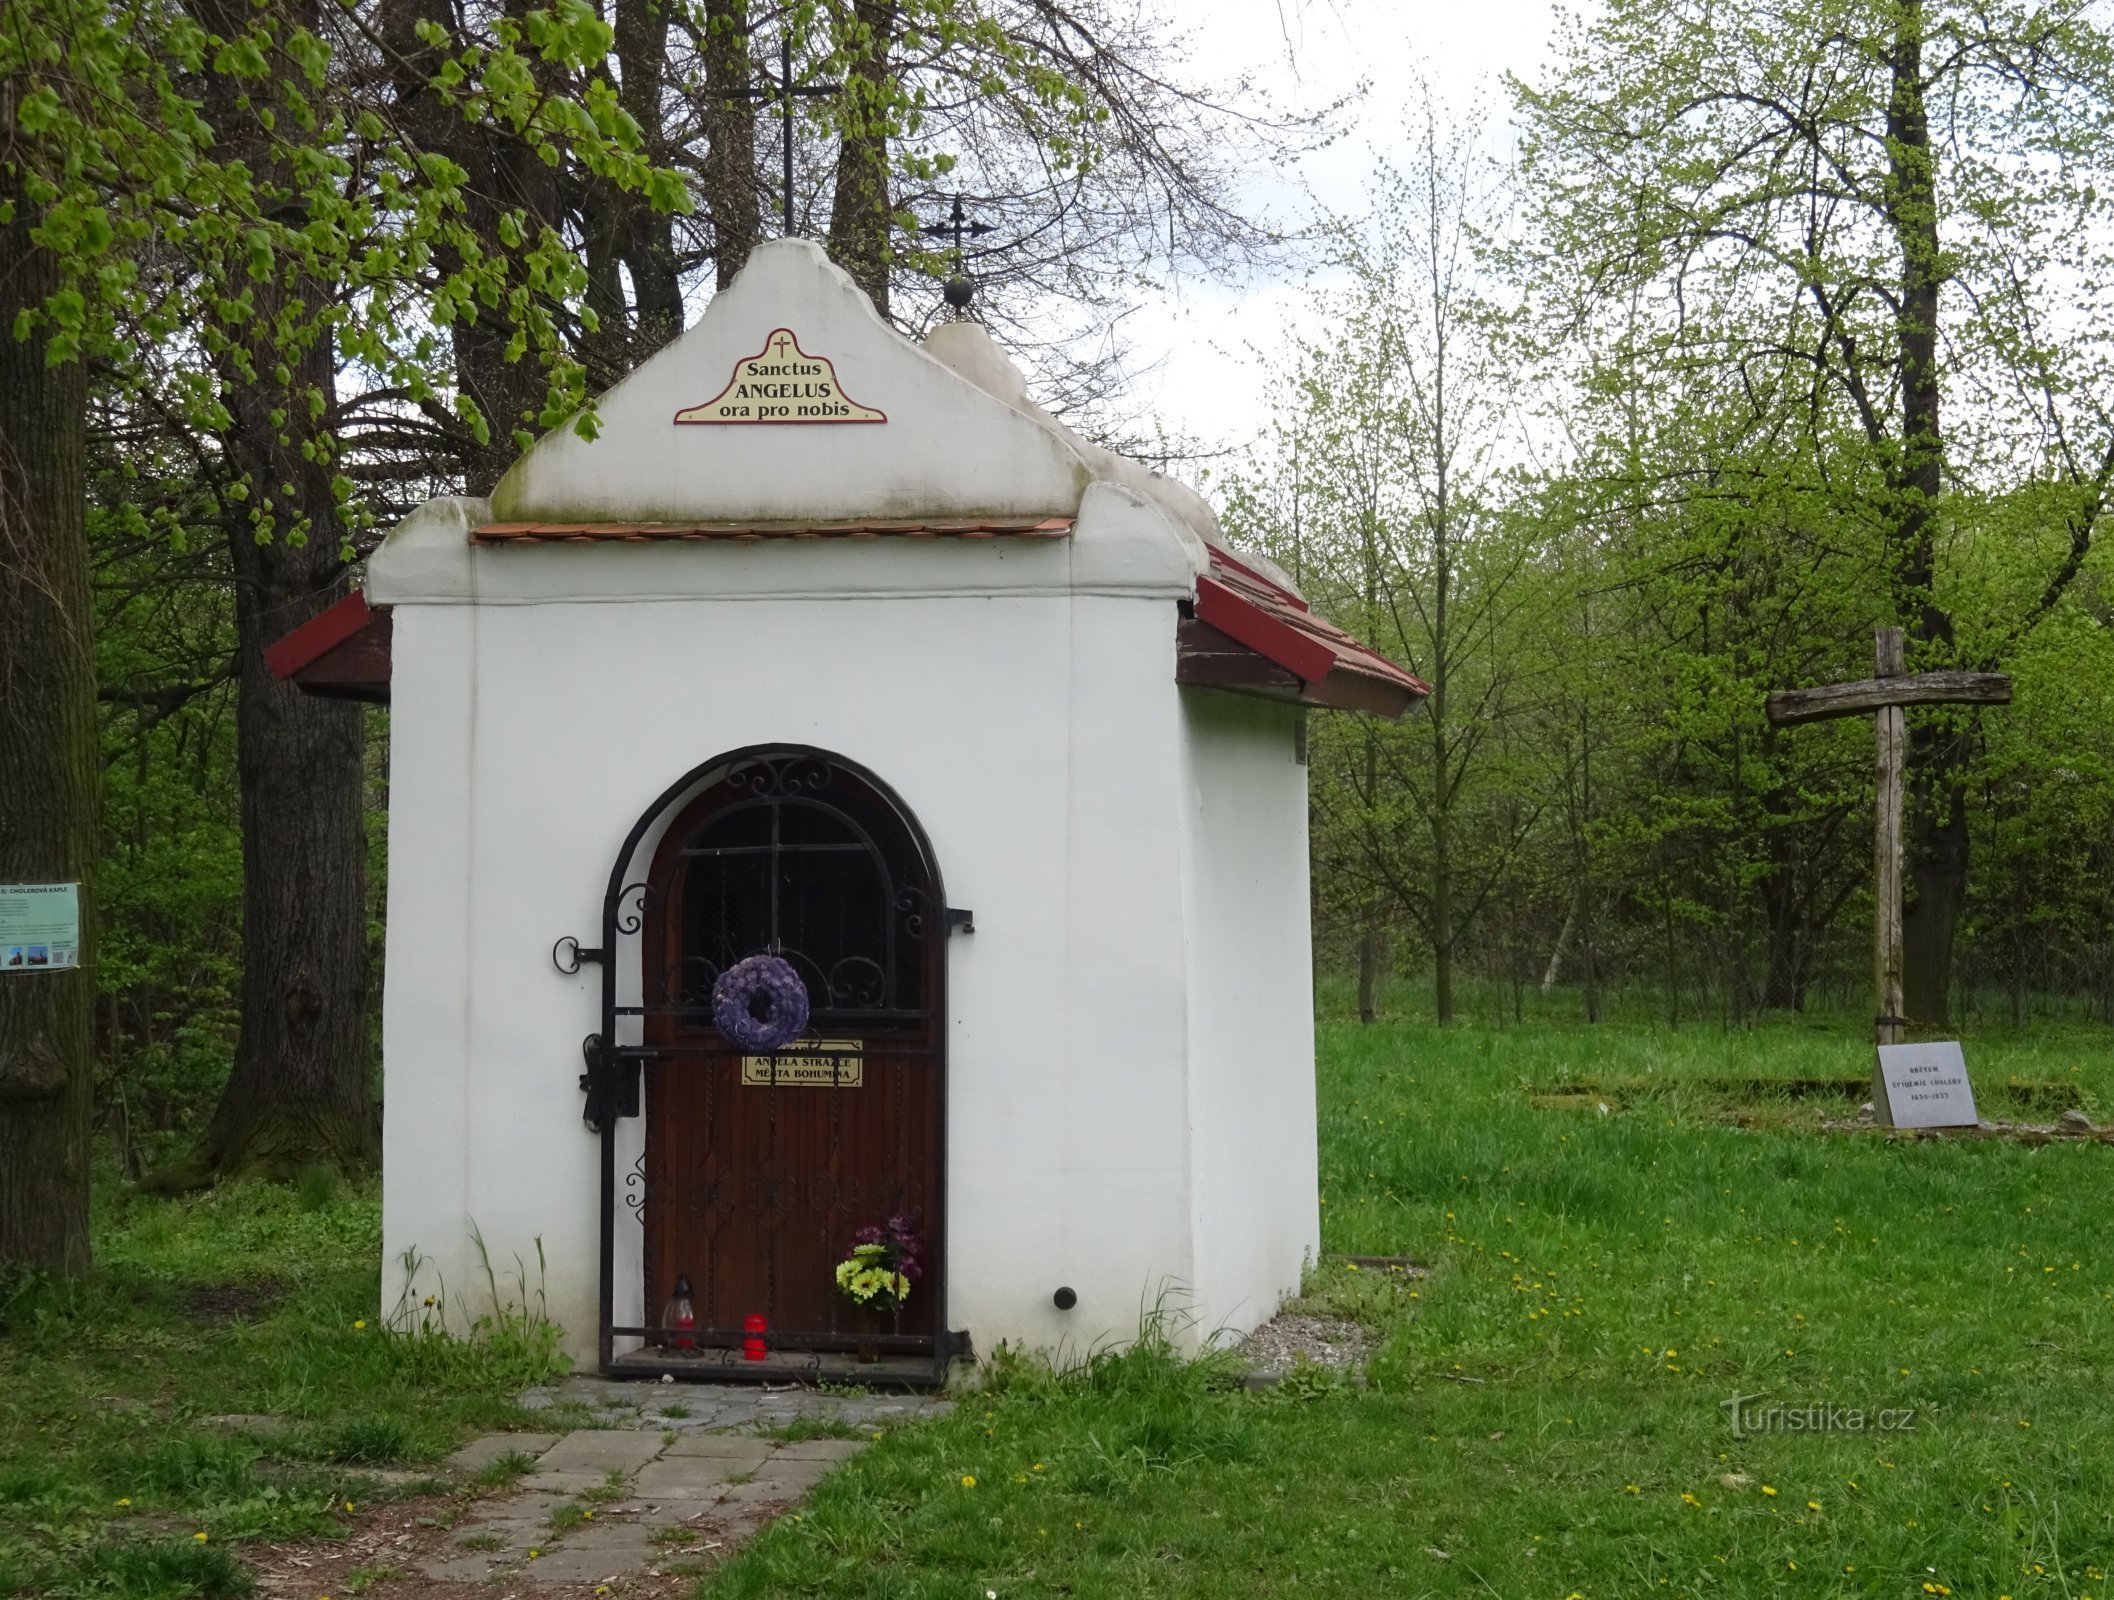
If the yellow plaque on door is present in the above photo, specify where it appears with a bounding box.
[741,1040,864,1087]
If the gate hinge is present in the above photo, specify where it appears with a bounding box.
[553,937,605,975]
[945,907,975,935]
[580,1034,661,1131]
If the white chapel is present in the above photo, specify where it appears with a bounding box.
[268,239,1426,1380]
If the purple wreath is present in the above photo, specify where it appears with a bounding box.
[712,954,811,1052]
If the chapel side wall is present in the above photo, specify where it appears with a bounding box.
[378,605,480,1332]
[1178,691,1319,1342]
[1032,593,1200,1358]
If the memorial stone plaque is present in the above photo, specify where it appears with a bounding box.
[1873,1040,1977,1129]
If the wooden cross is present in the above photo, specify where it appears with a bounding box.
[1765,627,2011,1045]
[720,33,840,238]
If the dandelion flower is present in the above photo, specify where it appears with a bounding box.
[353,1319,367,1329]
[193,1532,208,1542]
[961,1475,976,1488]
[1808,1501,1822,1511]
[1761,1485,1777,1497]
[115,1498,130,1507]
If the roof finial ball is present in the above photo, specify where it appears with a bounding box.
[923,193,995,321]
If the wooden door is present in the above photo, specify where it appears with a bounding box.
[639,752,943,1356]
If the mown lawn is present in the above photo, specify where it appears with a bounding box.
[710,1009,2114,1599]
[6,1006,2113,1598]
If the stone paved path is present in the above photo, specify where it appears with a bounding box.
[411,1377,953,1588]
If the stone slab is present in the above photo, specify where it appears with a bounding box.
[449,1432,559,1472]
[517,1529,661,1584]
[199,1413,288,1434]
[632,1500,721,1529]
[419,1553,502,1582]
[534,1429,667,1475]
[633,1457,743,1499]
[1875,1040,1978,1128]
[772,1437,868,1462]
[662,1433,777,1461]
[522,1468,612,1495]
[716,1476,808,1509]
[752,1460,834,1495]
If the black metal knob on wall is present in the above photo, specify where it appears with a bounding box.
[1052,1286,1077,1311]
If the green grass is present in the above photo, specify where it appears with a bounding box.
[0,1175,568,1596]
[705,1010,2114,1598]
[11,1008,2114,1599]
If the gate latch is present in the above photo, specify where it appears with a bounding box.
[580,1034,660,1131]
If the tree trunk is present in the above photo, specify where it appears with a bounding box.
[616,0,685,353]
[1758,839,1807,1013]
[1902,766,1966,1024]
[180,527,371,1182]
[149,0,374,1188]
[1431,807,1454,1023]
[703,0,760,287]
[1356,916,1382,1024]
[1540,895,1575,995]
[827,0,898,315]
[1883,0,1964,1028]
[0,139,96,1275]
[382,0,558,492]
[1428,489,1454,1024]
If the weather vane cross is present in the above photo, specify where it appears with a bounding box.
[721,34,840,238]
[922,194,997,313]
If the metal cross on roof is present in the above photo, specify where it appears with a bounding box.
[921,194,997,313]
[720,34,840,238]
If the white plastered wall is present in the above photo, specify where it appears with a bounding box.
[1179,692,1320,1340]
[376,577,1215,1361]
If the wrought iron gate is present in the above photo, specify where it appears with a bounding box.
[576,747,957,1384]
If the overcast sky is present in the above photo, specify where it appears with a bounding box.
[1120,0,1565,460]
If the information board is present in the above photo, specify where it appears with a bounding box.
[0,882,81,973]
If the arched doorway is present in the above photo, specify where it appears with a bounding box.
[622,748,947,1378]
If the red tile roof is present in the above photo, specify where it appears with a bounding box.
[263,590,378,680]
[265,532,1426,722]
[473,515,1073,543]
[1193,546,1429,719]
